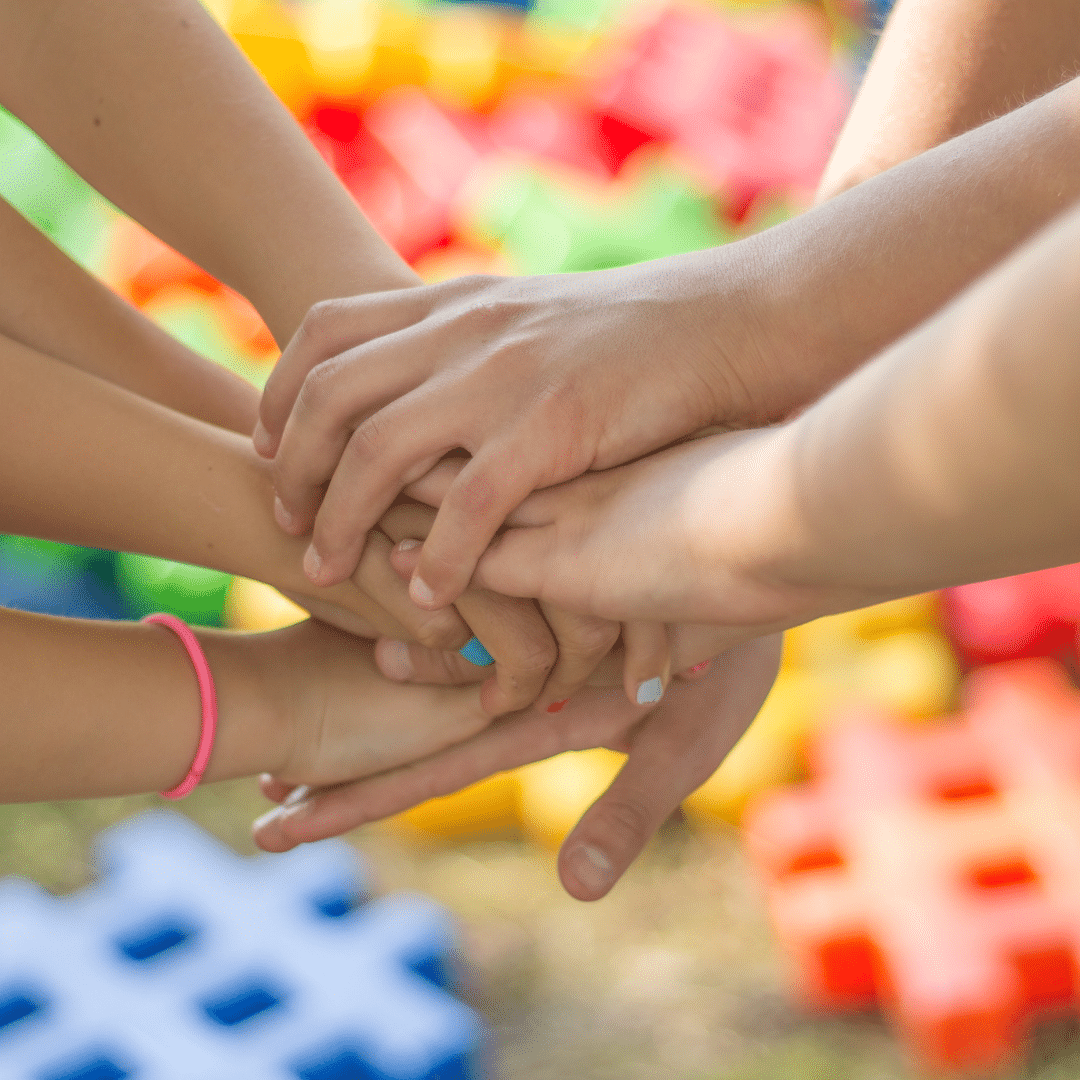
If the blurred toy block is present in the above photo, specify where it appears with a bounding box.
[942,564,1080,670]
[463,155,731,273]
[229,0,318,118]
[0,812,488,1080]
[744,659,1080,1075]
[487,92,652,177]
[593,4,848,216]
[0,537,127,622]
[115,552,233,627]
[224,578,308,632]
[517,749,624,848]
[105,219,277,360]
[422,5,511,110]
[392,773,522,842]
[295,0,381,99]
[685,597,959,825]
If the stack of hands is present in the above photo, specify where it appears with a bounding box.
[4,0,1080,904]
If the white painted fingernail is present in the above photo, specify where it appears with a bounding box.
[398,538,421,552]
[410,575,436,607]
[253,806,286,831]
[380,640,413,681]
[636,677,664,705]
[566,844,614,893]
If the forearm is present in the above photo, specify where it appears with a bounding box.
[0,606,281,801]
[717,77,1080,421]
[0,331,364,617]
[0,0,416,346]
[0,196,258,435]
[820,0,1080,198]
[754,200,1080,607]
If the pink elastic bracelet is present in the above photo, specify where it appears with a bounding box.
[142,613,219,800]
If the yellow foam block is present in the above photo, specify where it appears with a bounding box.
[224,577,308,632]
[423,7,507,110]
[229,1,317,117]
[517,748,625,849]
[685,626,960,826]
[390,771,521,841]
[297,0,380,99]
[783,593,941,670]
[363,6,430,101]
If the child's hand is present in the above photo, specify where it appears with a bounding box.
[403,430,820,648]
[238,619,490,790]
[376,501,670,714]
[253,634,783,900]
[255,259,775,608]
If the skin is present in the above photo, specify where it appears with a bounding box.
[255,0,1080,901]
[0,0,666,713]
[258,2,1080,614]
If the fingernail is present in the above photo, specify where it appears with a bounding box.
[253,806,286,831]
[410,575,436,608]
[303,544,323,583]
[398,538,421,552]
[253,420,274,457]
[636,677,664,705]
[274,495,295,531]
[459,636,495,667]
[546,699,569,713]
[566,844,614,894]
[381,640,414,680]
[687,660,711,675]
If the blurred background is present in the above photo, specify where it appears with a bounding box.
[6,0,1080,1076]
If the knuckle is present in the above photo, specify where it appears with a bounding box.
[299,298,343,349]
[415,614,463,651]
[345,415,387,464]
[591,799,651,855]
[296,358,343,418]
[566,619,621,660]
[510,636,558,680]
[451,470,500,518]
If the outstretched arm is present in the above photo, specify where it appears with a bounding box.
[821,0,1080,197]
[0,0,417,348]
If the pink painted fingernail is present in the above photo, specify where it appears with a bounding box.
[688,661,711,675]
[410,575,436,607]
[566,844,614,894]
[546,699,569,714]
[398,538,421,552]
[303,544,324,582]
[380,641,413,681]
[274,495,295,531]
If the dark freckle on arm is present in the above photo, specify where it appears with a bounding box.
[181,17,190,28]
[93,116,101,127]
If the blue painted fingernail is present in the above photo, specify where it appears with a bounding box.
[636,677,664,705]
[459,636,495,667]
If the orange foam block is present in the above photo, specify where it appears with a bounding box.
[744,659,1080,1074]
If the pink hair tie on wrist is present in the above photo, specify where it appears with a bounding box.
[142,613,219,800]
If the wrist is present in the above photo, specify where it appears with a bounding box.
[196,629,292,784]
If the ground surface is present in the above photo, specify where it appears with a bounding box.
[3,782,1080,1080]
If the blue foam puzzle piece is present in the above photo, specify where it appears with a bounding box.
[0,813,489,1080]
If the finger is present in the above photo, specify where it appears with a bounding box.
[301,385,467,587]
[409,443,548,610]
[272,327,439,536]
[255,289,433,457]
[558,655,763,900]
[534,603,621,714]
[375,637,493,685]
[354,529,471,651]
[402,457,468,509]
[259,774,297,804]
[621,620,671,708]
[454,588,557,715]
[251,684,645,851]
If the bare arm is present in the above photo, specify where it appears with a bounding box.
[820,0,1080,197]
[0,0,417,348]
[0,195,258,435]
